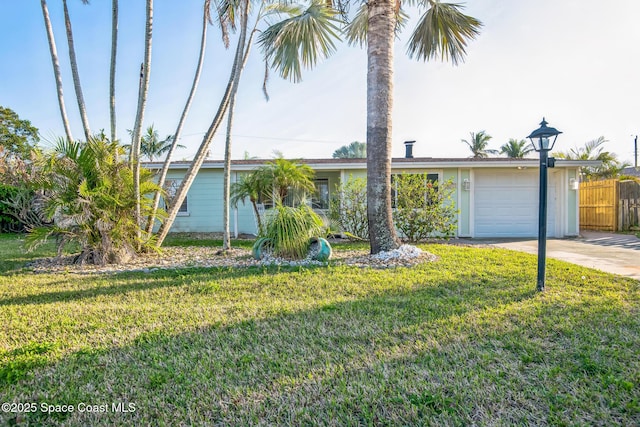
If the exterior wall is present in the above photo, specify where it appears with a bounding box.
[165,169,223,232]
[315,171,341,211]
[232,171,260,236]
[458,169,471,237]
[157,162,583,238]
[567,168,579,235]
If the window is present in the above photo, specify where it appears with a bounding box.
[391,173,439,208]
[164,179,188,213]
[312,179,329,210]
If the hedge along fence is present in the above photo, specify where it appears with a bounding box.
[579,179,640,231]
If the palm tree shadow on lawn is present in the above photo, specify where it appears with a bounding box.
[2,252,637,425]
[0,272,547,425]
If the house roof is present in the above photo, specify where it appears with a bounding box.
[144,157,601,171]
[622,166,640,177]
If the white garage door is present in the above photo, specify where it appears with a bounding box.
[474,169,556,238]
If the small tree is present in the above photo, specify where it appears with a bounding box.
[259,157,316,205]
[230,171,270,234]
[394,175,458,241]
[328,175,368,239]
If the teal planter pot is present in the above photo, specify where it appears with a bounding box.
[251,237,272,260]
[309,237,332,261]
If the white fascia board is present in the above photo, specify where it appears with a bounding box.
[144,158,602,172]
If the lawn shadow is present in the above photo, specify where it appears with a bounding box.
[0,265,324,307]
[1,247,637,425]
[0,267,547,426]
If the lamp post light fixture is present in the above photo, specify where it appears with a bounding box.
[527,118,562,292]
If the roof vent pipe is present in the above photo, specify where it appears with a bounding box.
[404,140,415,158]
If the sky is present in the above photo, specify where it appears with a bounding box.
[1,0,639,165]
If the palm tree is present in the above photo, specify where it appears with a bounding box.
[462,131,497,158]
[230,158,316,234]
[145,0,212,236]
[127,125,180,162]
[110,0,118,143]
[156,0,251,246]
[63,0,91,141]
[230,171,270,233]
[554,136,630,181]
[266,0,481,253]
[222,0,265,250]
[30,136,161,265]
[156,2,339,246]
[130,0,153,245]
[332,141,366,158]
[40,0,74,143]
[500,138,533,158]
[260,157,316,205]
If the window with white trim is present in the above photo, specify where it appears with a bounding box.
[164,179,188,213]
[312,179,330,210]
[391,173,440,208]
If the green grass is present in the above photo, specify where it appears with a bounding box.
[0,233,638,426]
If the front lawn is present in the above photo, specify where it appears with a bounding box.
[0,233,638,425]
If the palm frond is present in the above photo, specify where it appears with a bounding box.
[407,1,482,65]
[259,1,342,82]
[344,2,409,47]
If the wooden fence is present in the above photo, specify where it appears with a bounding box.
[618,180,640,231]
[579,179,640,231]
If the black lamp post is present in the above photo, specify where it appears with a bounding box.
[527,118,562,292]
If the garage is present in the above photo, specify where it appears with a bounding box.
[473,169,557,238]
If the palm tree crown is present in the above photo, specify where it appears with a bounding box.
[554,136,630,180]
[127,125,181,162]
[462,131,497,158]
[333,141,366,158]
[500,138,533,158]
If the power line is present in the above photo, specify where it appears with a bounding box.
[177,132,353,145]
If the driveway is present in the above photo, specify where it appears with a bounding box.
[478,231,640,281]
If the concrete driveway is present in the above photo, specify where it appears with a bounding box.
[481,231,640,281]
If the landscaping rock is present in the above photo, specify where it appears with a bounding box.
[27,244,436,274]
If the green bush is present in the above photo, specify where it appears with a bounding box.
[394,175,458,241]
[27,137,164,264]
[328,175,368,239]
[0,183,21,232]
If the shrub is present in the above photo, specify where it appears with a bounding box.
[394,175,458,241]
[328,175,368,239]
[0,183,21,232]
[27,137,164,265]
[262,203,325,259]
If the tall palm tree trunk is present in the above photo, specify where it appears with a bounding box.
[63,0,91,141]
[222,3,261,250]
[145,0,210,235]
[366,0,400,254]
[110,0,118,143]
[131,0,153,243]
[156,1,249,246]
[40,0,74,142]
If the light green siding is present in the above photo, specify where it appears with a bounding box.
[231,172,259,236]
[567,168,578,235]
[165,169,224,232]
[157,162,578,238]
[458,170,471,236]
